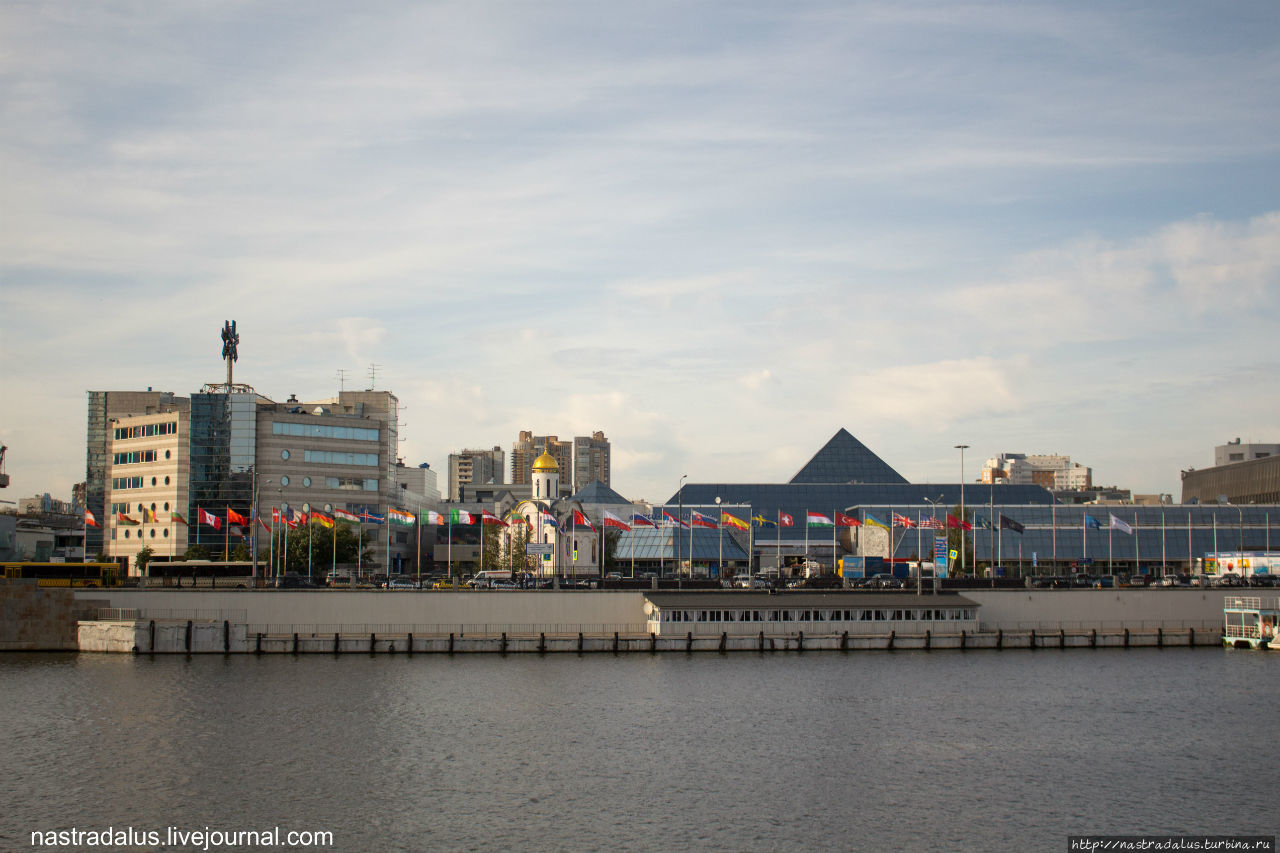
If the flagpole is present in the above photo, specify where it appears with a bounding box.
[831,507,836,574]
[308,514,314,582]
[223,506,229,562]
[331,513,337,581]
[415,504,421,587]
[776,508,781,577]
[1108,519,1113,574]
[447,514,452,580]
[282,512,288,577]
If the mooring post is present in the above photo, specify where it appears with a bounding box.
[718,632,727,653]
[797,630,804,653]
[149,619,156,654]
[686,631,693,653]
[224,620,230,653]
[1090,628,1097,649]
[1157,627,1163,649]
[1123,628,1130,649]
[1029,628,1036,650]
[501,632,508,654]
[649,632,656,654]
[539,632,546,653]
[759,630,765,652]
[292,633,299,655]
[924,630,931,651]
[334,632,341,654]
[613,631,619,654]
[370,632,376,654]
[960,630,967,651]
[407,632,413,655]
[1189,627,1195,647]
[1060,629,1066,650]
[577,632,584,653]
[185,620,193,653]
[840,631,848,652]
[448,632,455,654]
[255,632,262,654]
[885,630,893,651]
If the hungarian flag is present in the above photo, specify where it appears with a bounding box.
[196,508,222,530]
[334,508,360,524]
[481,510,508,527]
[835,512,861,527]
[778,511,794,527]
[84,509,100,528]
[892,513,916,528]
[116,512,139,526]
[311,511,334,528]
[602,510,630,531]
[806,512,834,528]
[172,512,189,526]
[630,513,656,528]
[227,508,248,526]
[720,511,749,531]
[946,514,972,532]
[571,510,595,532]
[690,511,717,529]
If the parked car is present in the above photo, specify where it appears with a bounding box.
[274,572,315,589]
[1157,575,1182,587]
[1213,574,1244,588]
[387,579,417,590]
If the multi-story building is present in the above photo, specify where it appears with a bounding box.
[95,386,414,573]
[447,446,504,501]
[573,431,610,492]
[981,453,1092,491]
[1215,439,1280,467]
[511,431,572,486]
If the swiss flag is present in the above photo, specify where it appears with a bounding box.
[778,512,794,527]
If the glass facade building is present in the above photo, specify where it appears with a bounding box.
[84,392,108,557]
[188,392,258,556]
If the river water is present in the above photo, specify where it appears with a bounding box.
[1,648,1276,852]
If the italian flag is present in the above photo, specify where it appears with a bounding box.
[806,512,834,528]
[450,509,473,524]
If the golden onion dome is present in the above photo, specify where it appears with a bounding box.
[532,450,559,472]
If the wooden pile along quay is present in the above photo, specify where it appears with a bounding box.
[77,620,1225,654]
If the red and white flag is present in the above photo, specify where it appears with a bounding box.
[84,509,100,528]
[835,512,861,527]
[892,513,917,528]
[602,510,631,531]
[571,509,595,532]
[196,508,222,530]
[778,511,794,527]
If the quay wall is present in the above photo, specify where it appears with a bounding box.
[963,588,1238,631]
[2,581,110,650]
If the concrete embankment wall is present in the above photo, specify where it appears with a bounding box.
[964,588,1236,631]
[72,588,650,632]
[2,581,109,650]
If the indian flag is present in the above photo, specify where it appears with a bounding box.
[806,512,834,528]
[388,508,415,526]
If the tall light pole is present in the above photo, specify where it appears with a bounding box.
[677,474,687,579]
[715,495,723,577]
[955,445,969,577]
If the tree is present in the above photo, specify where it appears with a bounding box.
[183,544,211,560]
[134,546,154,576]
[602,528,620,573]
[230,542,252,562]
[479,523,503,572]
[270,523,367,577]
[502,523,532,574]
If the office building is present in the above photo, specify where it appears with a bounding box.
[447,447,504,501]
[573,431,610,492]
[981,453,1092,491]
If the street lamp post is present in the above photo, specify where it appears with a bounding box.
[923,494,943,593]
[677,474,687,579]
[715,496,723,577]
[955,445,969,577]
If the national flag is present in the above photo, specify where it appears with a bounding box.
[999,514,1025,534]
[334,508,360,524]
[196,508,221,530]
[778,511,794,527]
[863,514,889,529]
[271,507,281,524]
[172,512,189,526]
[388,508,415,526]
[836,512,861,527]
[806,512,833,528]
[297,512,309,526]
[892,513,916,528]
[142,508,157,523]
[661,511,688,529]
[311,511,334,529]
[481,510,508,527]
[631,513,657,528]
[116,512,140,526]
[84,509,100,528]
[258,517,271,534]
[603,510,631,531]
[752,514,777,529]
[946,514,972,532]
[505,510,532,529]
[283,514,298,530]
[720,511,749,531]
[690,511,718,529]
[1084,514,1102,530]
[360,511,385,525]
[919,516,945,530]
[542,512,562,531]
[570,510,595,532]
[227,508,248,526]
[1109,514,1133,535]
[448,509,473,525]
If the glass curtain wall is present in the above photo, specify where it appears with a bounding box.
[188,393,257,558]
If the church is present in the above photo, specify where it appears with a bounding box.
[503,448,600,578]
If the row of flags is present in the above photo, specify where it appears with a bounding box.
[86,503,1135,538]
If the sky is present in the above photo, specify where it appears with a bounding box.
[2,0,1279,505]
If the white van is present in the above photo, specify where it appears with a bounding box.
[466,570,513,588]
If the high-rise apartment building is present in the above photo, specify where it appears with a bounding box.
[447,447,504,501]
[980,453,1091,491]
[511,431,572,486]
[573,431,610,492]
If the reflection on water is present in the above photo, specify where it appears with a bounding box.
[1,650,1276,851]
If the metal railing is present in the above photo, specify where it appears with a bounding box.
[242,622,649,637]
[96,607,248,623]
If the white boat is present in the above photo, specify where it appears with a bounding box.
[1222,596,1279,649]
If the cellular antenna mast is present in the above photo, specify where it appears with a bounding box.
[337,369,348,393]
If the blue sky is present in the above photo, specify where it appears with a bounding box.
[2,0,1278,504]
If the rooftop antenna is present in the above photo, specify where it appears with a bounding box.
[336,368,349,393]
[367,363,381,391]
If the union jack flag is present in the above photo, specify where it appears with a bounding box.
[892,513,917,528]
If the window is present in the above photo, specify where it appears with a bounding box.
[325,477,378,491]
[164,476,170,485]
[165,450,171,459]
[302,477,311,488]
[111,477,144,490]
[149,529,156,538]
[123,530,130,539]
[151,477,157,486]
[281,476,290,487]
[303,450,378,467]
[164,502,169,511]
[163,529,169,538]
[272,421,379,441]
[281,450,291,460]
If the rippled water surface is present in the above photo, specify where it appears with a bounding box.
[1,648,1276,851]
